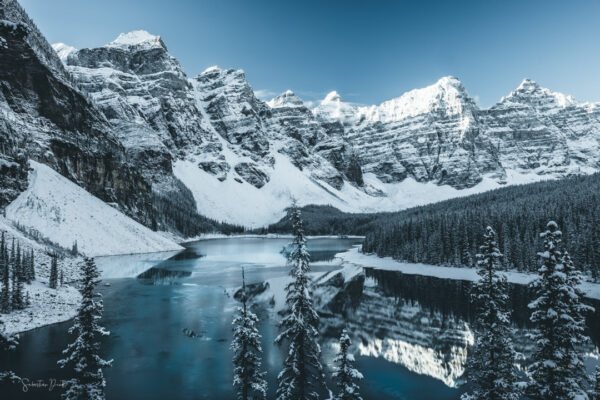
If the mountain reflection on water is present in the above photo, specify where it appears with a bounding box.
[2,238,598,400]
[328,268,600,389]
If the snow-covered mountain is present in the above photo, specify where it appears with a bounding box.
[315,76,600,188]
[3,0,600,231]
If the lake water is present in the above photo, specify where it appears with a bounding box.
[0,237,520,400]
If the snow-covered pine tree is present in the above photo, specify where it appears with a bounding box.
[30,249,35,281]
[10,246,24,310]
[332,329,363,400]
[276,204,326,400]
[461,226,519,400]
[58,257,112,400]
[49,253,58,289]
[231,267,267,400]
[23,249,34,283]
[592,366,600,400]
[528,221,593,400]
[0,232,5,279]
[0,233,10,313]
[563,250,594,395]
[0,319,19,384]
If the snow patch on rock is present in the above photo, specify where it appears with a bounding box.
[106,30,164,49]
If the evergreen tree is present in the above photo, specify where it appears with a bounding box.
[58,257,112,400]
[332,330,363,400]
[49,253,58,289]
[527,221,593,400]
[461,226,519,400]
[231,267,267,400]
[0,319,19,384]
[10,246,24,310]
[592,366,600,400]
[29,249,35,281]
[276,205,325,400]
[24,249,34,283]
[0,233,10,313]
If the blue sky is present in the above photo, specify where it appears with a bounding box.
[20,0,600,107]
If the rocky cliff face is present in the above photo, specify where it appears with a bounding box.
[315,76,600,189]
[51,28,600,225]
[0,1,151,218]
[57,33,360,206]
[0,4,216,234]
[4,0,600,229]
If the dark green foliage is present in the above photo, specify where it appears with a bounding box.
[332,329,363,400]
[10,243,23,310]
[49,253,58,289]
[150,189,245,236]
[0,233,10,313]
[593,366,600,400]
[461,227,519,400]
[361,173,600,278]
[231,268,267,400]
[527,222,593,400]
[276,205,326,400]
[0,318,19,384]
[58,257,112,400]
[264,205,383,236]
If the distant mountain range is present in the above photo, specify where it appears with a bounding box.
[2,0,600,232]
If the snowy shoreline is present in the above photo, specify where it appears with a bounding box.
[178,233,365,244]
[336,246,600,301]
[2,282,81,336]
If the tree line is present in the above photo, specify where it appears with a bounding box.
[362,173,600,280]
[0,232,35,313]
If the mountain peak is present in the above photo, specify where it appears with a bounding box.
[202,65,221,74]
[499,78,576,108]
[322,90,342,103]
[52,43,77,61]
[516,78,540,91]
[267,90,305,108]
[436,76,463,87]
[106,30,166,50]
[359,76,474,123]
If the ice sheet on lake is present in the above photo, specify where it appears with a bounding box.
[96,250,181,279]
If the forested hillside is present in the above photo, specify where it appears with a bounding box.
[362,174,600,280]
[263,205,382,235]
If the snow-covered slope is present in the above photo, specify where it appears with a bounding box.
[315,76,600,189]
[0,20,583,229]
[54,30,600,227]
[5,1,600,232]
[5,161,183,257]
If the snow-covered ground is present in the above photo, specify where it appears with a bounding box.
[2,281,81,335]
[5,161,183,257]
[338,246,600,300]
[0,215,84,335]
[174,153,553,228]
